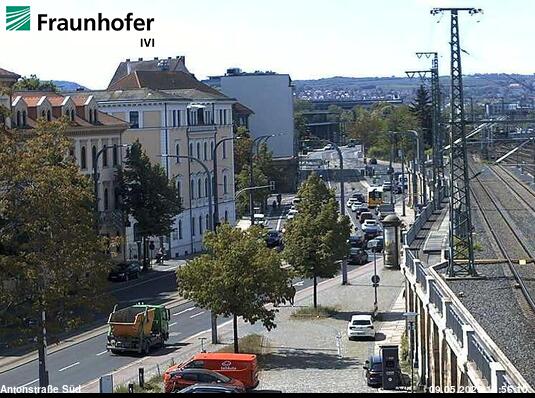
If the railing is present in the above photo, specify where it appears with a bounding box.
[404,198,437,246]
[446,304,465,346]
[406,249,417,275]
[415,262,427,293]
[429,283,443,315]
[468,334,495,386]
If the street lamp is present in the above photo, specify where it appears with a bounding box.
[161,154,217,345]
[93,144,130,233]
[403,312,419,394]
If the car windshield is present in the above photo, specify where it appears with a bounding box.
[214,373,231,383]
[353,320,372,326]
[371,363,382,372]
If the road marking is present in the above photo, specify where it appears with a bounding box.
[190,311,206,319]
[169,322,178,327]
[58,362,80,372]
[96,350,108,357]
[19,379,39,388]
[173,307,195,316]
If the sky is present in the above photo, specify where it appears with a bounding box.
[1,0,534,89]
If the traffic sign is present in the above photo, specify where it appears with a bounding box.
[372,275,381,285]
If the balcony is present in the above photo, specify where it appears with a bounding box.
[187,124,217,134]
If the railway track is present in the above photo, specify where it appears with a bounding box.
[468,162,535,315]
[490,165,535,213]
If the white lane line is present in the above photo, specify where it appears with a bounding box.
[276,213,284,231]
[58,362,80,372]
[190,311,206,319]
[169,322,178,327]
[96,350,108,357]
[173,307,195,316]
[19,379,39,388]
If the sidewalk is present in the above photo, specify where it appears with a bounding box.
[83,258,409,393]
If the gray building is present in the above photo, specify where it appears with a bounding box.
[205,68,296,159]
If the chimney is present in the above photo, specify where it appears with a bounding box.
[138,57,143,61]
[154,57,159,60]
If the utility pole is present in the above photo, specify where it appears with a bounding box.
[431,7,482,278]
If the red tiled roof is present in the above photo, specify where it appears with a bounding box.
[0,67,20,79]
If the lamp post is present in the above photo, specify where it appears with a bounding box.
[250,135,276,225]
[212,136,238,230]
[403,312,419,394]
[161,154,217,344]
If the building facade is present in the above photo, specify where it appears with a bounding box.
[90,58,237,259]
[205,68,296,159]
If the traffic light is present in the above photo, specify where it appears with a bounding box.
[269,181,276,192]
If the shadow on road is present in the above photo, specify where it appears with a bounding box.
[260,349,360,371]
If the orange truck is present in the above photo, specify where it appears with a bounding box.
[164,353,259,392]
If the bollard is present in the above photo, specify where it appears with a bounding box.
[157,364,161,377]
[139,367,145,389]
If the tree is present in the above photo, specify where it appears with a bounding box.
[235,163,269,217]
[13,74,58,92]
[283,174,351,308]
[177,224,294,353]
[410,85,433,149]
[118,141,182,265]
[233,127,253,175]
[0,119,113,346]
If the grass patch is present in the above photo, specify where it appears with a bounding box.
[290,306,338,320]
[217,334,270,355]
[114,374,163,394]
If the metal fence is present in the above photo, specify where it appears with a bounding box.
[446,304,465,346]
[468,334,495,386]
[404,198,438,246]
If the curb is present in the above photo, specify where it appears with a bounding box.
[0,296,192,375]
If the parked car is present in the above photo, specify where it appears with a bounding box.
[362,220,381,239]
[376,204,395,220]
[367,237,384,253]
[108,261,142,282]
[347,314,375,340]
[351,193,365,203]
[287,209,299,221]
[351,202,363,213]
[346,198,360,208]
[164,353,259,392]
[355,205,370,216]
[323,144,335,151]
[163,368,244,393]
[348,248,369,265]
[363,354,383,387]
[266,230,282,248]
[348,235,366,249]
[177,384,246,394]
[359,212,374,224]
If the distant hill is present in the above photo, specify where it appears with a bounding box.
[53,80,88,92]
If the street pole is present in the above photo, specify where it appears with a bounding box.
[38,309,49,389]
[162,154,216,343]
[401,148,406,217]
[212,137,236,230]
[410,321,414,394]
[334,144,348,286]
[250,135,274,226]
[93,145,108,234]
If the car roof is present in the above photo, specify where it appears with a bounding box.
[351,314,373,321]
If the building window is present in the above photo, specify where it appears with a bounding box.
[80,146,87,169]
[222,141,227,159]
[71,110,75,121]
[197,108,204,125]
[94,109,98,123]
[104,188,109,211]
[177,180,182,200]
[175,143,180,163]
[190,179,195,199]
[203,142,207,160]
[172,110,177,127]
[206,214,210,230]
[198,179,202,198]
[22,111,26,126]
[189,143,193,156]
[89,110,93,123]
[16,111,21,126]
[92,146,97,168]
[196,142,201,159]
[192,217,196,236]
[225,211,229,223]
[223,175,228,194]
[199,216,203,235]
[210,141,214,160]
[41,110,46,119]
[178,220,183,240]
[129,111,139,129]
[102,146,108,167]
[47,110,51,121]
[204,177,208,197]
[112,145,118,166]
[172,229,178,241]
[219,109,223,125]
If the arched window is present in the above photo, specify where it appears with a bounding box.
[177,180,182,200]
[16,111,21,126]
[112,144,118,166]
[104,188,109,210]
[203,142,207,160]
[178,220,183,240]
[197,179,202,198]
[223,175,228,194]
[210,141,215,160]
[190,179,195,199]
[80,146,87,169]
[222,141,227,159]
[47,110,51,121]
[189,143,193,156]
[199,216,203,235]
[204,177,209,197]
[196,142,201,159]
[92,146,97,168]
[175,143,180,163]
[192,217,196,236]
[22,111,26,126]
